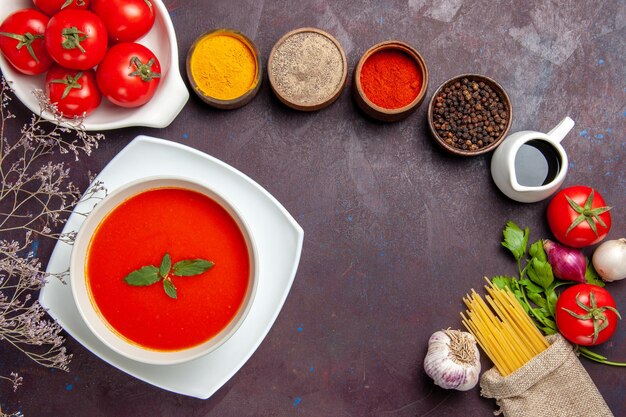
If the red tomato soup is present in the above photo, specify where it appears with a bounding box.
[86,187,250,351]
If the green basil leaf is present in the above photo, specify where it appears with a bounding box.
[159,253,171,278]
[529,240,547,261]
[123,265,160,286]
[163,278,177,299]
[172,259,214,276]
[527,258,554,290]
[501,221,528,262]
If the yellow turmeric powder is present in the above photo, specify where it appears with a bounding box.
[190,32,258,101]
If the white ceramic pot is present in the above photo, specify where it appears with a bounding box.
[491,117,574,203]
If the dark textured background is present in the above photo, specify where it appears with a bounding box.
[1,0,625,416]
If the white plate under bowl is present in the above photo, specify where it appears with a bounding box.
[40,136,304,398]
[0,1,189,131]
[71,176,259,366]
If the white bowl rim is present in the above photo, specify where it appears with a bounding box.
[70,175,259,365]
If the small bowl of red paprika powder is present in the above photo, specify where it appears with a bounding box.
[354,41,428,122]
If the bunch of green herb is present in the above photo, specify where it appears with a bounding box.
[493,221,623,366]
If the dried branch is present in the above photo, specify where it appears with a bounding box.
[0,404,23,417]
[0,76,106,389]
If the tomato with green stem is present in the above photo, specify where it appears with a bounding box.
[0,9,53,75]
[45,65,101,117]
[33,0,91,16]
[45,9,108,70]
[555,284,621,346]
[96,42,161,108]
[547,186,611,248]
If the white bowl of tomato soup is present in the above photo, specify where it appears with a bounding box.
[70,176,258,365]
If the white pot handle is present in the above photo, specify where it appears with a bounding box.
[547,117,575,143]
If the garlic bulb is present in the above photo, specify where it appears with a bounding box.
[424,329,481,391]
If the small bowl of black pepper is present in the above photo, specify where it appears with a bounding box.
[427,74,512,156]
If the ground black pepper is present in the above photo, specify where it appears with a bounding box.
[432,77,509,151]
[270,31,344,107]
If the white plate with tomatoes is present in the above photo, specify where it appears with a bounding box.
[0,0,189,131]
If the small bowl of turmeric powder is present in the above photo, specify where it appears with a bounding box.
[186,28,262,110]
[353,41,429,122]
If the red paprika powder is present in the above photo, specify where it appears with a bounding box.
[360,49,422,109]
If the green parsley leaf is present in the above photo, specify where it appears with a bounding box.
[123,265,160,286]
[526,258,554,290]
[527,291,547,308]
[531,307,557,330]
[172,259,214,276]
[542,326,558,335]
[492,275,515,290]
[519,278,543,293]
[585,258,605,287]
[545,287,558,317]
[529,240,547,261]
[493,276,525,303]
[163,278,177,299]
[542,315,557,331]
[501,221,529,262]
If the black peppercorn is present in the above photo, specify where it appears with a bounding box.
[432,77,509,151]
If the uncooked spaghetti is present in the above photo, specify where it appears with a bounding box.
[461,280,549,376]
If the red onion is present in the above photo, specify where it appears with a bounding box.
[543,239,586,283]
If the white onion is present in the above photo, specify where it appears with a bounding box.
[592,238,626,282]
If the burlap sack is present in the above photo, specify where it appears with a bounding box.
[480,334,613,417]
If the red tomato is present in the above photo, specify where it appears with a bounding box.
[0,9,53,75]
[33,0,91,16]
[91,0,155,43]
[45,65,101,117]
[45,9,107,70]
[556,284,621,346]
[96,43,161,108]
[547,186,612,248]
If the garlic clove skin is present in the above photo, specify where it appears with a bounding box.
[424,329,481,391]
